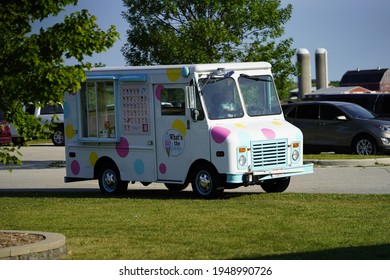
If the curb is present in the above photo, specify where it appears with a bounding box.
[0,230,67,260]
[304,158,390,167]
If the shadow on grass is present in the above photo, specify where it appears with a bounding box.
[0,188,257,200]
[239,243,390,260]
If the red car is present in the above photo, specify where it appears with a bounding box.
[0,110,12,145]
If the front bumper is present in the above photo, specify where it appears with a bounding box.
[227,163,314,185]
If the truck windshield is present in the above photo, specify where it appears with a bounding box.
[238,74,281,116]
[201,77,244,120]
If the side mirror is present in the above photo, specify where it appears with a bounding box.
[336,115,347,121]
[186,86,198,121]
[191,109,199,122]
[186,86,196,109]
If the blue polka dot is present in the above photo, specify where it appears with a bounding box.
[134,159,144,175]
[63,101,70,119]
[237,132,251,145]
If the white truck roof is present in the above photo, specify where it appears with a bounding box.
[87,62,272,74]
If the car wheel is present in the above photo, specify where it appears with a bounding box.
[353,136,377,155]
[164,183,189,191]
[52,127,65,146]
[191,163,225,199]
[98,162,128,194]
[260,177,290,193]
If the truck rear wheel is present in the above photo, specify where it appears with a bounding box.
[98,162,128,194]
[260,177,290,193]
[191,163,225,199]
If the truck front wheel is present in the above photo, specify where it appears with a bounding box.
[191,164,225,199]
[260,177,290,193]
[98,162,128,194]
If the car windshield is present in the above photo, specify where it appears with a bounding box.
[340,103,376,119]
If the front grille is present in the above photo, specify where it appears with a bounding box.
[251,139,288,169]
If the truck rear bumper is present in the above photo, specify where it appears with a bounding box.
[227,163,314,185]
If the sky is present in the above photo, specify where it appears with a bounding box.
[40,0,390,81]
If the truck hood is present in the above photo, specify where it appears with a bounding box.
[209,116,302,145]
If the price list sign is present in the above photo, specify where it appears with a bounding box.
[120,84,151,135]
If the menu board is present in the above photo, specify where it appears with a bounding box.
[120,84,151,135]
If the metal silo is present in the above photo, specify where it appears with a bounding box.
[297,48,311,98]
[315,48,328,90]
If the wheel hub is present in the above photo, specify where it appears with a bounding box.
[198,174,210,190]
[357,140,372,155]
[104,172,116,187]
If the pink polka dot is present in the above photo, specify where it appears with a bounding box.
[211,126,231,144]
[71,160,80,175]
[116,137,129,158]
[155,84,164,101]
[261,128,276,139]
[159,163,167,174]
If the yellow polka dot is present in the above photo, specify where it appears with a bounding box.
[89,152,98,167]
[235,123,246,128]
[166,68,181,82]
[272,121,282,126]
[65,124,74,139]
[172,119,186,136]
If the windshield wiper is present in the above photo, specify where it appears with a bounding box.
[240,74,272,82]
[199,70,235,91]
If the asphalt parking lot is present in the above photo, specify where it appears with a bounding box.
[0,145,390,195]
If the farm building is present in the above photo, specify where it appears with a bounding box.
[340,68,390,92]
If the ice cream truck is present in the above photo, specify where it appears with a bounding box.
[64,62,313,198]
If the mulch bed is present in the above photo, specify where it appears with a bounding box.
[0,232,45,248]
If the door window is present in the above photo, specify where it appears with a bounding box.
[296,104,319,119]
[320,105,345,120]
[160,88,185,116]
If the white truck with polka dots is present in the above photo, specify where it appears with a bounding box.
[64,62,313,198]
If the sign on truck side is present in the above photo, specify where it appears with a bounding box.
[64,62,313,198]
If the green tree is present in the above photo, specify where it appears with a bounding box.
[121,0,295,98]
[0,0,119,166]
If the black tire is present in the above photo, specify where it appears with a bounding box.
[164,183,189,192]
[52,127,65,146]
[260,177,290,193]
[191,163,225,198]
[98,162,128,194]
[353,135,377,155]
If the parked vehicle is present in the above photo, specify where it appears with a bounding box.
[0,110,12,145]
[11,103,65,146]
[282,101,390,155]
[64,62,313,198]
[304,93,390,119]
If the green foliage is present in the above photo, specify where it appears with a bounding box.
[121,0,296,97]
[0,0,120,165]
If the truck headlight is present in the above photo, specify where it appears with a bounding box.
[238,155,247,166]
[237,146,248,169]
[292,150,299,161]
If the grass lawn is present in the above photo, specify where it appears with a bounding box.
[1,191,389,260]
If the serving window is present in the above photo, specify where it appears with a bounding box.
[80,80,116,139]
